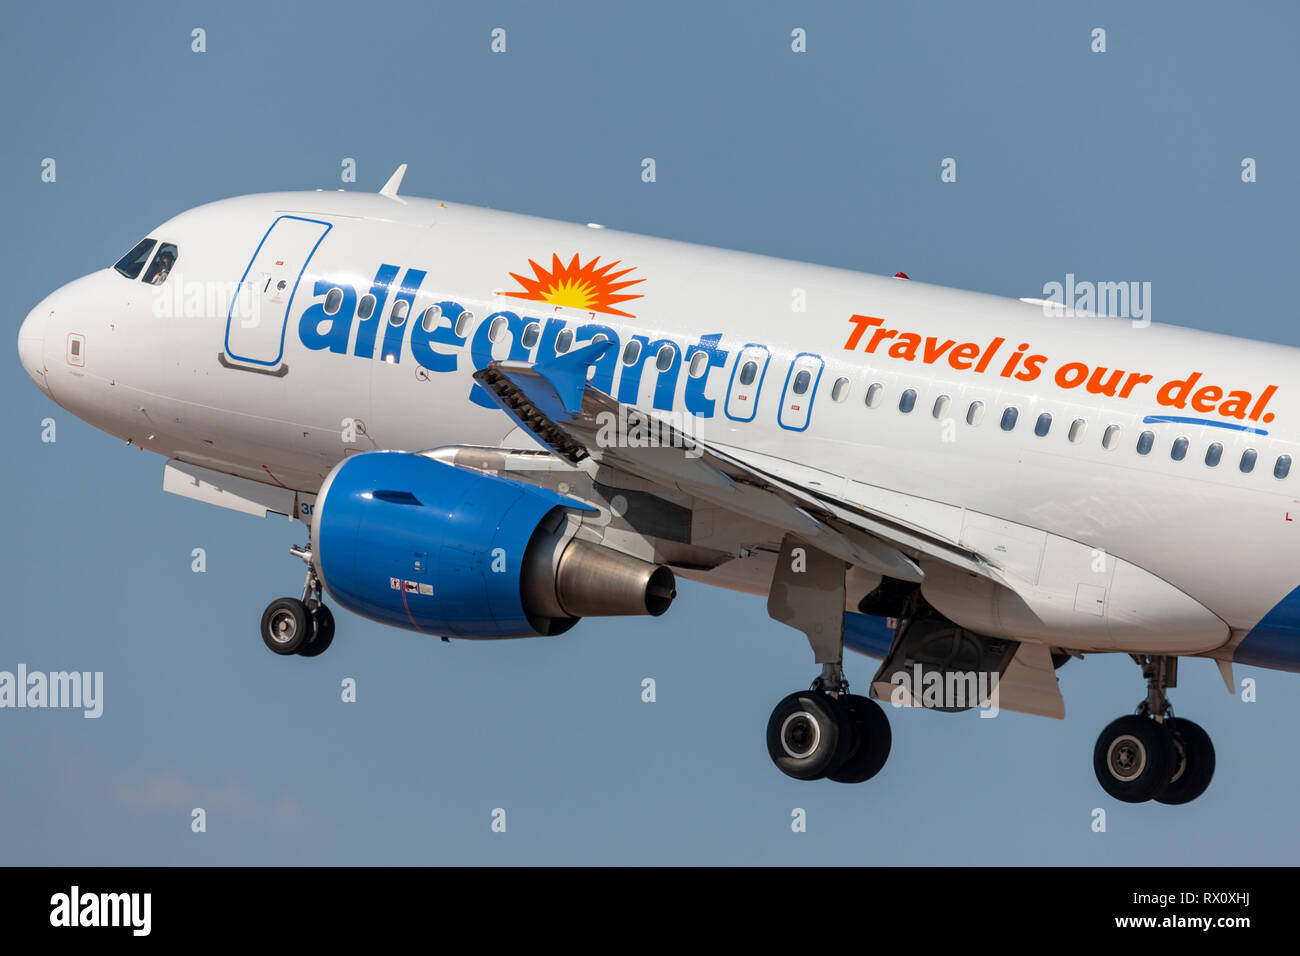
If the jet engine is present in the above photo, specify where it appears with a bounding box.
[311,451,675,638]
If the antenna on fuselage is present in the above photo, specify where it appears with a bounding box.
[379,164,408,199]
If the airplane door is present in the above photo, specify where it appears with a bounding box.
[223,215,332,370]
[724,344,770,422]
[778,352,824,431]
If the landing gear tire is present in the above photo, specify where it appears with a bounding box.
[261,598,311,655]
[299,605,336,658]
[1155,717,1215,805]
[827,694,892,784]
[1093,715,1177,803]
[767,691,848,780]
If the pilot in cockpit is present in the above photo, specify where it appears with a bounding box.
[145,247,176,285]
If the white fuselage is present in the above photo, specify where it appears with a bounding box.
[18,189,1300,667]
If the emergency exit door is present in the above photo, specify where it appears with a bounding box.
[778,353,824,431]
[724,344,771,422]
[224,215,332,368]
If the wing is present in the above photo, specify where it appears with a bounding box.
[473,341,1006,586]
[472,344,1072,719]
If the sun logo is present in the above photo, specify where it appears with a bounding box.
[504,253,644,318]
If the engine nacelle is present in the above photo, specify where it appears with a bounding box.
[312,451,675,638]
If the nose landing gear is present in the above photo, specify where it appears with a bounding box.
[259,545,336,657]
[1093,656,1215,804]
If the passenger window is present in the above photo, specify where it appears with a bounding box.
[389,300,409,326]
[142,243,178,285]
[689,351,709,378]
[898,388,916,413]
[556,329,573,353]
[656,344,676,372]
[357,295,376,321]
[738,360,757,385]
[420,305,442,333]
[1068,419,1086,444]
[932,395,950,419]
[1034,412,1051,437]
[454,310,474,338]
[1136,431,1154,455]
[114,238,156,279]
[1171,437,1189,461]
[323,288,344,315]
[1000,407,1018,431]
[831,378,850,402]
[1276,455,1292,479]
[966,401,984,426]
[792,369,812,395]
[521,322,540,348]
[1205,442,1223,467]
[623,340,642,365]
[865,383,883,408]
[1241,448,1257,473]
[487,315,506,342]
[1102,424,1120,450]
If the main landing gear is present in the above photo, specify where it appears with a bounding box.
[767,668,892,783]
[1093,655,1215,804]
[260,545,336,658]
[763,534,893,784]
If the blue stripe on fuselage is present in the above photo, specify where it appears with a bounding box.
[1142,415,1269,436]
[1236,586,1300,672]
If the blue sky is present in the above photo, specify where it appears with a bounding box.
[2,0,1298,864]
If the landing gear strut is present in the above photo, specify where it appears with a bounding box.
[259,545,336,657]
[1092,655,1215,804]
[763,535,892,784]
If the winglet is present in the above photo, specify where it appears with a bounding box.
[532,340,616,415]
[380,164,408,198]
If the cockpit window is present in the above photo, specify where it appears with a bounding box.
[142,243,179,285]
[114,238,157,279]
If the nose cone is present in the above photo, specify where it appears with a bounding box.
[18,306,48,393]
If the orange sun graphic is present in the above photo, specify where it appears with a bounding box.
[504,253,644,318]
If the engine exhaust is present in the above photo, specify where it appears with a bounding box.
[554,539,676,617]
[523,536,676,621]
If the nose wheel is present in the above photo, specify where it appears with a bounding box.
[259,546,337,657]
[261,597,311,654]
[1092,656,1215,804]
[299,604,335,657]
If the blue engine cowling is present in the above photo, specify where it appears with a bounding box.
[311,451,674,638]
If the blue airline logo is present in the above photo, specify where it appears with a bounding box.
[297,263,732,415]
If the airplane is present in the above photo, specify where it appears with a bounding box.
[17,165,1299,805]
